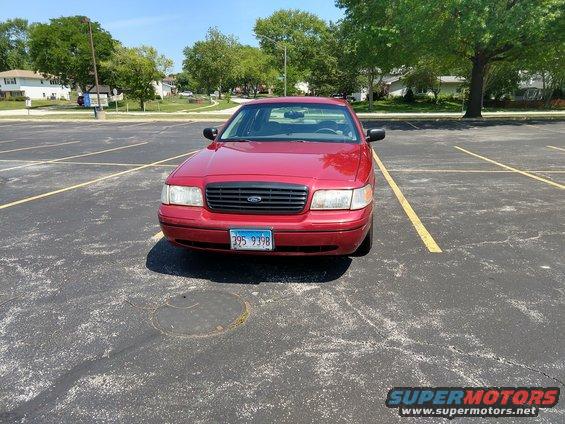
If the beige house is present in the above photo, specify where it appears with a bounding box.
[0,69,71,100]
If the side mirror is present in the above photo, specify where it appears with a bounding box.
[366,128,385,142]
[203,127,218,140]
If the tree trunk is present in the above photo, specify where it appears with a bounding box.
[464,54,487,118]
[367,70,375,112]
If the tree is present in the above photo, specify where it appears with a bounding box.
[338,0,563,117]
[338,0,413,111]
[439,0,563,117]
[183,27,238,98]
[103,46,168,110]
[175,71,197,93]
[308,23,360,96]
[233,46,277,97]
[28,16,115,90]
[401,58,449,102]
[254,9,330,93]
[482,62,521,101]
[0,19,30,71]
[520,41,565,105]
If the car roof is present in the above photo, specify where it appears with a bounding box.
[246,96,348,106]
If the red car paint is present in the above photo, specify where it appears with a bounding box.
[158,97,377,255]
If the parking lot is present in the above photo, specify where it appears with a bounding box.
[0,119,563,423]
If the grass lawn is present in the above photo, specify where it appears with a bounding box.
[352,98,564,113]
[352,98,464,113]
[0,97,236,113]
[0,99,76,111]
[107,97,235,113]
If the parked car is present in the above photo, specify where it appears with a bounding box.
[178,91,194,97]
[158,97,385,256]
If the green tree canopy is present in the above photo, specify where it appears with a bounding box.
[28,16,115,89]
[308,22,360,97]
[183,27,238,98]
[338,0,564,116]
[103,45,169,109]
[254,9,330,92]
[233,46,277,97]
[338,0,413,110]
[0,19,30,71]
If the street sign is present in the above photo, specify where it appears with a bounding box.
[83,92,108,107]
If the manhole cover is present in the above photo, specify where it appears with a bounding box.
[151,290,249,337]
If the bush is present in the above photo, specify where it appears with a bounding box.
[403,88,415,103]
[0,96,26,101]
[224,92,231,103]
[155,95,162,100]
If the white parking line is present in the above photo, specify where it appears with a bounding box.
[0,150,199,210]
[0,140,80,154]
[0,142,148,172]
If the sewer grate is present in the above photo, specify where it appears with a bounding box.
[151,290,249,337]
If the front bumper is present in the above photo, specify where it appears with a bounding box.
[158,204,373,256]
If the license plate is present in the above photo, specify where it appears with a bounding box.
[229,229,274,251]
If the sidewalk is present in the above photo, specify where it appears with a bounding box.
[356,110,565,120]
[0,107,563,120]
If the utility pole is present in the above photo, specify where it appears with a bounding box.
[283,44,287,97]
[82,17,104,118]
[257,35,288,97]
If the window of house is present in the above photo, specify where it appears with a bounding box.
[3,78,17,85]
[41,80,44,84]
[49,79,60,85]
[42,92,46,98]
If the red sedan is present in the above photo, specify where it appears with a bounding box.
[158,97,385,255]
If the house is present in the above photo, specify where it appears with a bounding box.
[0,69,71,100]
[385,75,466,97]
[514,74,545,101]
[152,80,175,98]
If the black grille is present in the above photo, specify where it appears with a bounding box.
[205,182,308,214]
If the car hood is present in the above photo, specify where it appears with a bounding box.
[172,141,362,181]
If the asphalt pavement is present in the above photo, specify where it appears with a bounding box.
[0,119,563,423]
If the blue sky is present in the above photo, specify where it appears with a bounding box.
[0,0,344,72]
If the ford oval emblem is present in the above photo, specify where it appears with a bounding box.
[247,196,262,203]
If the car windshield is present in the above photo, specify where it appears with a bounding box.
[219,103,361,143]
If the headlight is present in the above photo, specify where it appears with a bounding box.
[161,184,203,206]
[311,184,372,210]
[350,184,373,210]
[311,189,352,210]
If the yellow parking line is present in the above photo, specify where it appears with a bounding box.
[548,145,565,152]
[372,149,442,253]
[151,231,164,241]
[454,146,564,189]
[0,140,80,154]
[0,150,199,210]
[388,169,565,174]
[0,142,148,172]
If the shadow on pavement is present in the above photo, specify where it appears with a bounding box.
[361,118,564,131]
[146,238,352,284]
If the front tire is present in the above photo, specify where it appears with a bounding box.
[352,217,373,256]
